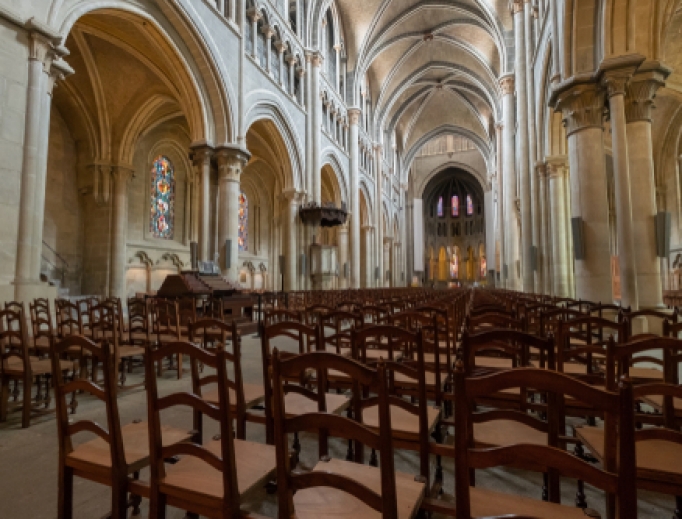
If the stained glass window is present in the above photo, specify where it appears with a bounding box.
[450,253,459,279]
[466,195,474,216]
[238,191,248,252]
[437,196,444,218]
[451,195,459,217]
[150,156,174,240]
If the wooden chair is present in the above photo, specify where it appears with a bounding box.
[263,308,302,326]
[577,335,682,517]
[52,335,188,519]
[149,298,183,379]
[260,320,349,446]
[145,339,277,519]
[91,301,146,389]
[355,325,443,495]
[271,349,426,519]
[30,298,56,357]
[0,308,72,427]
[127,297,151,349]
[424,364,637,519]
[189,318,264,439]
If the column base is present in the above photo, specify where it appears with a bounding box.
[12,279,58,305]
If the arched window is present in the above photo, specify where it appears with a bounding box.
[150,155,175,240]
[238,191,249,252]
[451,195,459,217]
[466,195,474,216]
[450,250,459,279]
[436,196,444,218]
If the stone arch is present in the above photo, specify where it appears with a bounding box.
[321,148,349,204]
[414,161,487,201]
[54,0,236,144]
[243,94,305,190]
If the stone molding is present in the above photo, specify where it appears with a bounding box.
[555,83,605,137]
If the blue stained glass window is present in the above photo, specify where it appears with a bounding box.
[238,191,248,252]
[437,196,444,218]
[451,195,459,217]
[466,195,474,216]
[150,156,175,240]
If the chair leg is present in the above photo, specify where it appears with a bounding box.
[58,465,74,519]
[675,496,682,519]
[130,471,142,516]
[0,377,9,422]
[176,353,183,380]
[111,479,129,519]
[22,379,32,428]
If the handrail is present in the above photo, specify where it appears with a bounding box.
[42,240,69,269]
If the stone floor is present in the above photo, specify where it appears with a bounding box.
[0,333,674,518]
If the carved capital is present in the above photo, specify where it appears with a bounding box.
[348,108,361,126]
[546,156,569,179]
[555,83,605,137]
[499,74,515,96]
[191,145,214,169]
[625,64,670,123]
[535,162,548,179]
[246,7,262,23]
[111,165,135,186]
[216,145,250,183]
[275,40,286,54]
[310,52,324,68]
[261,25,275,39]
[29,32,56,73]
[512,0,524,15]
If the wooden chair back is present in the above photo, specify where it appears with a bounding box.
[188,319,246,438]
[127,297,149,346]
[30,298,54,354]
[264,308,302,326]
[149,299,181,341]
[260,320,321,443]
[0,308,30,378]
[452,364,636,519]
[55,299,83,338]
[145,340,241,517]
[271,350,400,519]
[319,310,361,355]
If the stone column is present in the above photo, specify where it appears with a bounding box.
[524,0,541,293]
[375,144,384,287]
[348,108,361,288]
[499,75,519,290]
[337,223,349,289]
[275,40,286,88]
[537,162,552,295]
[513,0,533,293]
[626,64,670,308]
[334,44,341,91]
[362,225,373,287]
[287,54,296,96]
[247,8,260,59]
[281,189,300,291]
[495,123,505,288]
[296,64,306,106]
[603,62,642,309]
[15,31,57,291]
[555,83,612,302]
[30,57,73,281]
[310,52,323,204]
[216,145,250,282]
[110,167,134,301]
[383,237,392,287]
[192,145,214,261]
[262,25,274,74]
[547,158,570,297]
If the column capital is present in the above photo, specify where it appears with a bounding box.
[546,155,568,178]
[246,7,262,22]
[274,40,286,53]
[310,52,324,67]
[625,62,671,123]
[535,161,548,179]
[511,0,524,15]
[111,165,135,184]
[498,74,515,95]
[216,145,251,182]
[190,143,214,165]
[281,188,304,202]
[348,107,362,125]
[600,54,645,97]
[286,53,297,65]
[260,25,275,39]
[47,58,75,96]
[362,224,374,232]
[554,82,605,137]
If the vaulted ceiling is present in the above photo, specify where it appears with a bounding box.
[334,0,512,164]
